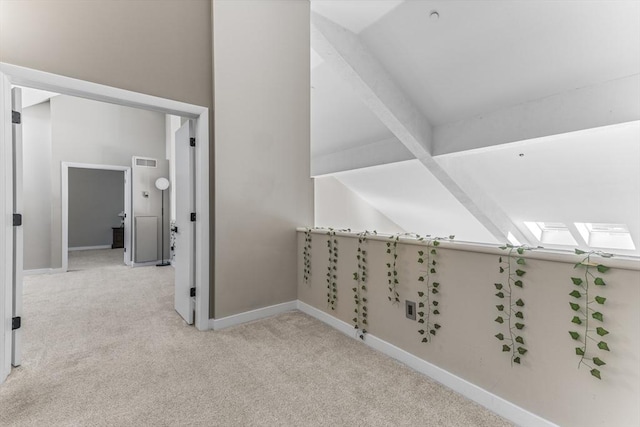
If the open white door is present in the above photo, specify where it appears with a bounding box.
[173,120,195,324]
[11,87,23,366]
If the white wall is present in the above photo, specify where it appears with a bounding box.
[213,0,313,318]
[21,101,52,270]
[314,175,404,234]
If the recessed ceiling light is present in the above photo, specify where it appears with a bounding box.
[430,11,439,21]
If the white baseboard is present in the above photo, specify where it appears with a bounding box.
[296,300,557,427]
[131,260,162,268]
[23,268,65,276]
[68,245,112,252]
[209,300,298,330]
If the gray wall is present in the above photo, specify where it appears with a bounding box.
[213,1,313,318]
[132,159,170,262]
[68,168,124,248]
[22,101,52,270]
[50,95,166,267]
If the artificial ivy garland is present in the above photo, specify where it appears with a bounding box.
[352,230,376,339]
[494,244,531,365]
[569,249,612,380]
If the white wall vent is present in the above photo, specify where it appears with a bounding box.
[134,157,157,168]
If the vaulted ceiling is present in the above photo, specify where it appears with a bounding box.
[310,0,640,255]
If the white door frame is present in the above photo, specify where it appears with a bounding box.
[0,63,211,383]
[62,163,132,270]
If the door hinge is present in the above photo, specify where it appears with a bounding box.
[190,213,196,222]
[12,317,21,330]
[13,214,22,226]
[190,287,196,297]
[190,137,196,147]
[12,111,21,124]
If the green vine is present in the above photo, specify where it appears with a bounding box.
[325,228,349,310]
[416,235,453,343]
[494,244,531,365]
[303,228,312,284]
[352,230,376,339]
[326,229,338,310]
[386,234,401,304]
[569,249,612,380]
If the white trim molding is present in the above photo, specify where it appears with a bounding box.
[0,63,211,377]
[23,268,64,276]
[209,301,298,330]
[68,245,112,252]
[296,300,558,427]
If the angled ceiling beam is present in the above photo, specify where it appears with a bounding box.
[311,12,524,243]
[434,74,640,156]
[312,137,414,177]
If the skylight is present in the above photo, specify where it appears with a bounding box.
[575,223,635,250]
[524,221,577,246]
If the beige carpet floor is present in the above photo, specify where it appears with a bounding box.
[0,249,511,426]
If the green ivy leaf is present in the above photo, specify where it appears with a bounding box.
[514,280,523,288]
[575,347,584,356]
[596,265,610,273]
[575,249,586,255]
[502,345,511,352]
[418,250,424,256]
[496,304,504,311]
[495,333,504,340]
[513,357,521,364]
[418,319,424,324]
[499,267,505,273]
[571,277,583,286]
[597,341,610,351]
[517,247,525,255]
[569,302,581,311]
[417,312,424,317]
[430,249,437,255]
[515,311,524,319]
[515,323,524,330]
[417,291,425,297]
[596,327,609,336]
[496,292,504,298]
[592,312,604,322]
[515,336,524,344]
[433,282,440,288]
[418,258,424,264]
[594,278,606,286]
[515,269,526,277]
[569,290,582,299]
[432,289,438,294]
[499,257,502,263]
[434,324,441,329]
[430,330,436,335]
[418,276,425,282]
[592,357,606,366]
[590,369,602,380]
[432,301,439,306]
[433,310,440,315]
[418,302,424,308]
[594,296,606,305]
[571,316,582,325]
[515,299,524,307]
[494,283,503,290]
[516,258,526,265]
[517,347,527,355]
[433,241,440,247]
[418,329,425,335]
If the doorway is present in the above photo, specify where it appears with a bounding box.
[0,63,210,384]
[62,164,132,270]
